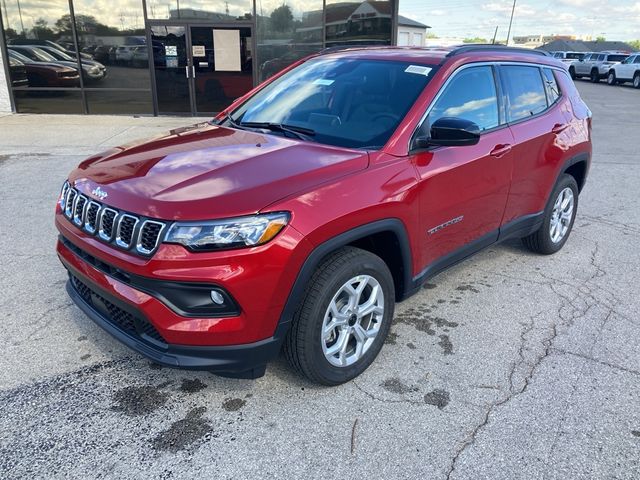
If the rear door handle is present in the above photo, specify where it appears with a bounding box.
[490,144,512,158]
[552,123,569,134]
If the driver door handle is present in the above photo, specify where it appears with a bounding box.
[490,144,512,158]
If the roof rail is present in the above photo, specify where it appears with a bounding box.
[446,44,550,57]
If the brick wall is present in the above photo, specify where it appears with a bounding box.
[0,51,12,113]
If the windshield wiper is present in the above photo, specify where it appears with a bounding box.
[239,122,316,141]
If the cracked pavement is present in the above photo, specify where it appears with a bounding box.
[1,83,639,479]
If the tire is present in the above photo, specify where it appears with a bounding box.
[634,73,640,89]
[569,67,576,80]
[590,69,600,83]
[284,246,395,385]
[522,174,579,255]
[607,71,617,85]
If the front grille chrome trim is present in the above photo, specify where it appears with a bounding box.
[115,214,139,249]
[98,207,119,242]
[136,220,166,255]
[61,183,166,257]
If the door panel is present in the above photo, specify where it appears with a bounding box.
[190,26,254,114]
[150,25,191,114]
[410,65,512,270]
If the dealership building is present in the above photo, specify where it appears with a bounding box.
[0,0,423,116]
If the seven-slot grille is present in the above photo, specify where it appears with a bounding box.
[61,183,166,256]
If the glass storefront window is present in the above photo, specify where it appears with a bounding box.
[325,0,394,47]
[146,0,253,21]
[256,0,323,82]
[2,0,80,89]
[72,0,151,90]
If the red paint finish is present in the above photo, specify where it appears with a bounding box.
[56,47,592,354]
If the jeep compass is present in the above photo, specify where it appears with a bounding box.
[56,45,592,385]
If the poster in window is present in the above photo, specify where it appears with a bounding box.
[213,29,241,72]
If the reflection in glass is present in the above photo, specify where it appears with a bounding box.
[1,0,80,88]
[72,0,151,89]
[501,66,547,122]
[13,90,84,113]
[146,0,252,21]
[86,90,153,114]
[325,0,394,47]
[257,0,323,82]
[151,25,191,113]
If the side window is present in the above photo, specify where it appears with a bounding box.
[501,65,548,122]
[635,56,640,64]
[542,68,561,105]
[428,66,499,131]
[583,54,591,61]
[598,54,606,61]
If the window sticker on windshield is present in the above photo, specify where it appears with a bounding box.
[313,79,335,86]
[405,65,432,76]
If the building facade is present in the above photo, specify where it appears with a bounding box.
[0,0,398,115]
[397,15,429,47]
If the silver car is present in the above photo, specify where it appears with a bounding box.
[569,51,629,82]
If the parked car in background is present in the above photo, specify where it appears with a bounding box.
[8,56,29,88]
[91,45,113,65]
[551,51,585,64]
[9,46,105,82]
[607,53,640,88]
[130,46,149,68]
[8,38,93,60]
[7,50,80,87]
[33,45,107,81]
[55,45,592,385]
[569,51,629,82]
[115,45,137,64]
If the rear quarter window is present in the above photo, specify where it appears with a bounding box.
[542,69,561,105]
[500,65,548,122]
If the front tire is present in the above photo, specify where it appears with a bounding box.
[634,73,640,89]
[569,67,576,80]
[607,71,617,85]
[522,174,579,255]
[284,247,395,385]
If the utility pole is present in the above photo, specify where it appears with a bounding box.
[491,26,499,44]
[506,0,516,46]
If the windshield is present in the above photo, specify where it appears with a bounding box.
[27,47,58,62]
[229,57,436,149]
[43,48,73,61]
[9,50,34,64]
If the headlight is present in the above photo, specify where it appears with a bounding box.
[164,212,290,251]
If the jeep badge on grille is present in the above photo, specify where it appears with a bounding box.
[91,186,108,200]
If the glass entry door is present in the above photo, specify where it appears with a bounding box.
[150,25,191,114]
[150,24,253,115]
[190,26,253,114]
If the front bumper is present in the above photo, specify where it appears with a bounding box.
[64,267,282,377]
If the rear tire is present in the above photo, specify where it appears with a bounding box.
[607,71,617,85]
[569,67,576,80]
[522,174,579,255]
[634,73,640,89]
[590,69,600,83]
[284,247,395,385]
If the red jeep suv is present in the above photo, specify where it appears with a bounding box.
[56,46,592,385]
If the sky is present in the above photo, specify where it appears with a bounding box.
[398,0,640,41]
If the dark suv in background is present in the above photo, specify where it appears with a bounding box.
[56,45,592,385]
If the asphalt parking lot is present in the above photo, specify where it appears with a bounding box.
[1,81,639,479]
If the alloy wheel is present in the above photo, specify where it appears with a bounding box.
[321,275,384,367]
[549,187,574,243]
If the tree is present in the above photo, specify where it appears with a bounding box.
[32,18,56,40]
[595,36,606,42]
[463,37,488,44]
[628,40,640,50]
[270,4,294,33]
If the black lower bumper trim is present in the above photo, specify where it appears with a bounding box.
[64,271,283,379]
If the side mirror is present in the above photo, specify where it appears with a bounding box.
[413,117,481,149]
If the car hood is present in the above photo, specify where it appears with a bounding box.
[69,123,369,221]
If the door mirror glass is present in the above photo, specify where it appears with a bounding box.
[413,117,480,149]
